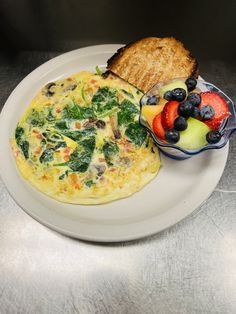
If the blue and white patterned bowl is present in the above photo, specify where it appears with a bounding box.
[139,78,236,160]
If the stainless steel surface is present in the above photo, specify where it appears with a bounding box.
[0,52,236,313]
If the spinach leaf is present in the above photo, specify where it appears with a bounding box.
[80,136,96,152]
[125,122,147,147]
[64,150,91,172]
[92,87,118,117]
[27,109,45,127]
[55,136,96,172]
[118,99,138,126]
[95,65,103,76]
[85,180,94,187]
[121,89,134,99]
[40,139,47,147]
[62,101,94,120]
[39,148,54,163]
[15,127,29,159]
[54,141,67,150]
[15,126,24,145]
[42,130,63,143]
[59,170,69,180]
[62,127,96,143]
[102,141,119,166]
[19,140,29,159]
[55,120,69,130]
[46,109,55,122]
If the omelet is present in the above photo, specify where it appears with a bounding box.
[11,71,160,204]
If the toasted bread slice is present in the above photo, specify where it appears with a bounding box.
[107,37,198,92]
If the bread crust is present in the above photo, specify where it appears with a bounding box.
[107,37,198,92]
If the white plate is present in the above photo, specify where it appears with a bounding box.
[0,45,229,242]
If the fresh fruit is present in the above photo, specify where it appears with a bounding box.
[206,131,222,144]
[165,128,180,144]
[172,88,186,101]
[187,93,201,106]
[192,87,201,94]
[191,107,200,118]
[161,101,179,129]
[199,92,230,130]
[159,80,188,98]
[142,99,167,126]
[177,117,210,150]
[178,101,194,117]
[163,90,173,101]
[153,113,165,140]
[185,77,197,91]
[174,116,188,131]
[200,105,215,120]
[147,95,158,105]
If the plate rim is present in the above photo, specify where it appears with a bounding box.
[0,44,229,242]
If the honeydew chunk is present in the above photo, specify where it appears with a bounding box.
[159,80,188,98]
[177,117,210,150]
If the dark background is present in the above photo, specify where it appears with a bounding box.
[0,0,236,61]
[0,0,235,108]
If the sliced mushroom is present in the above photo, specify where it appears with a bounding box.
[45,82,56,97]
[63,84,77,92]
[83,121,95,128]
[95,120,106,129]
[94,164,106,176]
[120,157,131,167]
[109,112,121,139]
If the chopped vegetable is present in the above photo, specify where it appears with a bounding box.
[102,141,119,166]
[121,89,134,99]
[118,99,138,126]
[92,87,118,117]
[95,66,103,76]
[55,120,69,130]
[39,148,54,163]
[62,127,96,143]
[85,180,94,187]
[62,100,94,120]
[27,109,45,127]
[55,136,96,173]
[125,122,147,147]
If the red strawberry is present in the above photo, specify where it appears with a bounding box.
[161,101,179,129]
[153,113,165,140]
[199,92,230,130]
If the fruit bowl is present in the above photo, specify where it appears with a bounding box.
[140,78,236,160]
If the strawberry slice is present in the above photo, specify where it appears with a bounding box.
[199,92,230,130]
[153,113,165,140]
[161,101,179,129]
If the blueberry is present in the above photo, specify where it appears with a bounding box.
[147,95,158,105]
[191,107,200,118]
[206,131,222,144]
[178,101,194,117]
[163,90,173,101]
[187,93,201,107]
[185,77,197,91]
[165,128,180,144]
[172,88,186,101]
[200,105,215,120]
[174,116,188,131]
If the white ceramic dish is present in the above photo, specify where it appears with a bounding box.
[0,45,229,242]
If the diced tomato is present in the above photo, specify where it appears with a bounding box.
[63,155,70,161]
[75,122,81,129]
